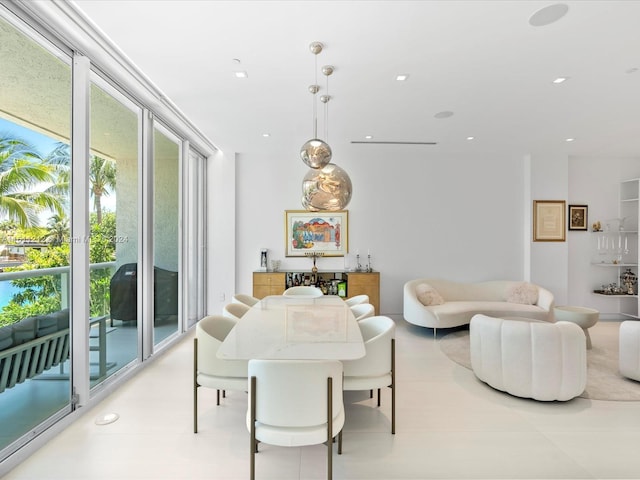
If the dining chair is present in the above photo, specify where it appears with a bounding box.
[350,303,375,322]
[342,315,396,434]
[247,359,344,480]
[223,302,250,320]
[282,286,323,297]
[345,294,370,308]
[194,315,248,433]
[232,293,259,307]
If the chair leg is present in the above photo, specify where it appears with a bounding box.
[223,390,226,398]
[338,429,343,455]
[250,376,256,480]
[193,338,198,434]
[391,338,396,435]
[377,388,381,407]
[327,376,333,480]
[216,389,220,406]
[369,389,373,399]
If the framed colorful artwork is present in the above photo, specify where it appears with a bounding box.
[285,210,348,257]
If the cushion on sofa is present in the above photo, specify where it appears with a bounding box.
[415,283,445,306]
[12,316,38,345]
[36,314,59,337]
[0,325,13,351]
[506,282,539,305]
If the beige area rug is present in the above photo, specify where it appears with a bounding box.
[438,321,640,401]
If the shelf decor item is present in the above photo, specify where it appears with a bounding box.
[533,200,566,242]
[285,210,348,257]
[621,268,637,295]
[569,204,588,231]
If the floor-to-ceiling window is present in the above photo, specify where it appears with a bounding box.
[88,76,141,384]
[0,2,213,468]
[186,149,207,328]
[0,11,72,455]
[152,125,181,345]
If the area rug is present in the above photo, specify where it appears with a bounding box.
[438,321,640,401]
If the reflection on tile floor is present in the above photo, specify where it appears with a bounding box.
[4,317,640,479]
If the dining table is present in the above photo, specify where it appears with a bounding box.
[217,295,365,360]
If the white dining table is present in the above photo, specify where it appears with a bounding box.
[217,295,365,360]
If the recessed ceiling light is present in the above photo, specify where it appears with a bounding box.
[434,111,454,119]
[553,77,569,84]
[396,74,409,81]
[466,136,475,141]
[262,133,270,137]
[529,3,569,27]
[365,135,373,139]
[566,138,575,142]
[234,71,248,78]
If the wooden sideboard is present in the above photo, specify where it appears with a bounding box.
[253,270,380,314]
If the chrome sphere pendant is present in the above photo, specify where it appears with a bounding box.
[300,139,332,169]
[301,163,352,211]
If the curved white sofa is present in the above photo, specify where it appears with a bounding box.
[403,278,554,331]
[470,314,587,401]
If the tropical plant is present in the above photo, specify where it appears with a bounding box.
[0,134,64,227]
[45,143,116,224]
[42,213,69,246]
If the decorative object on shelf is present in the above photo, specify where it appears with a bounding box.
[299,41,352,211]
[621,268,637,295]
[366,250,373,273]
[284,209,348,257]
[568,204,588,231]
[304,251,324,273]
[259,248,268,272]
[270,260,281,272]
[355,250,362,272]
[533,200,566,242]
[592,220,602,232]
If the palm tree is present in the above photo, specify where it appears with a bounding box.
[89,155,116,224]
[0,134,63,227]
[45,143,116,224]
[42,213,69,246]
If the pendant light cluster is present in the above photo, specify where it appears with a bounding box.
[300,42,352,212]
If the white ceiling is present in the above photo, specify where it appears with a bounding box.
[71,0,640,159]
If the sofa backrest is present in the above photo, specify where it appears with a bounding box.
[412,279,521,302]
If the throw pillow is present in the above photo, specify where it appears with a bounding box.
[506,282,539,305]
[415,283,445,306]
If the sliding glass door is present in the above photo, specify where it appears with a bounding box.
[152,125,181,345]
[0,12,72,454]
[88,77,141,384]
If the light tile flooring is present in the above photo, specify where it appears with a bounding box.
[5,316,640,479]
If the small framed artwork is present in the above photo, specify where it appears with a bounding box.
[533,200,566,242]
[285,210,348,257]
[568,204,588,231]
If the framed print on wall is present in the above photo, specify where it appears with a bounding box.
[568,204,588,231]
[533,200,566,242]
[285,210,348,257]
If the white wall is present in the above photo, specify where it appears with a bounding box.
[232,144,529,315]
[529,153,569,305]
[208,143,639,319]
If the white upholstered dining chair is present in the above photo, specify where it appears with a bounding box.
[345,294,369,308]
[247,359,344,480]
[342,315,396,434]
[232,293,259,307]
[282,286,323,297]
[223,302,250,320]
[350,303,375,322]
[194,315,248,433]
